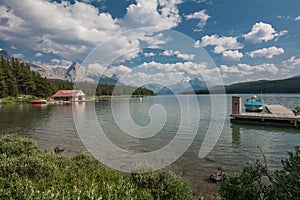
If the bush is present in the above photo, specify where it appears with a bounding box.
[219,147,300,199]
[131,170,193,200]
[0,134,193,199]
[0,134,40,157]
[295,106,300,114]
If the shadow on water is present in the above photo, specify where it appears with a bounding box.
[231,123,300,144]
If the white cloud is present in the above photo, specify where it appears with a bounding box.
[176,53,195,61]
[295,16,300,21]
[248,46,284,59]
[222,50,243,61]
[193,40,201,48]
[144,52,156,57]
[50,59,73,66]
[244,22,288,43]
[120,0,181,30]
[0,0,120,59]
[0,0,182,62]
[92,61,221,86]
[220,63,278,76]
[185,10,210,28]
[282,56,300,70]
[12,53,25,59]
[87,63,132,78]
[162,50,195,61]
[201,34,243,54]
[34,52,43,57]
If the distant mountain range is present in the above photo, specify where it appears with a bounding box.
[156,77,208,95]
[8,48,297,95]
[0,49,118,85]
[189,77,300,94]
[0,48,210,94]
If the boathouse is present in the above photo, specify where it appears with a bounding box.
[52,90,85,102]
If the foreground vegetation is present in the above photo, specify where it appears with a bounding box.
[0,134,192,200]
[219,147,300,199]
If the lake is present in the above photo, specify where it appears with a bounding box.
[1,94,299,196]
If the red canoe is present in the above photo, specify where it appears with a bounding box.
[30,100,47,104]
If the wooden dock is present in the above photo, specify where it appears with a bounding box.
[230,97,300,128]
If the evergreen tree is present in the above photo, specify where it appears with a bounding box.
[1,58,18,96]
[0,67,8,98]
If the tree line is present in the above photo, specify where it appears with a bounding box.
[0,57,154,98]
[190,78,300,94]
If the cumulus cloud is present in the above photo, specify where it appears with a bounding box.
[0,0,182,61]
[144,52,156,57]
[185,10,210,28]
[0,0,119,59]
[86,61,220,86]
[282,56,300,69]
[12,53,25,59]
[248,46,284,58]
[120,0,181,29]
[201,34,243,54]
[34,52,43,57]
[244,22,288,43]
[219,63,279,83]
[222,50,243,61]
[162,50,195,61]
[220,63,278,77]
[295,16,300,21]
[193,40,201,48]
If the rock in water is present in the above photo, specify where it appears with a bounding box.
[210,171,227,182]
[54,145,64,154]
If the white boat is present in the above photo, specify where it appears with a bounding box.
[243,95,264,112]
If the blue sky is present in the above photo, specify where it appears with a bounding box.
[0,0,299,85]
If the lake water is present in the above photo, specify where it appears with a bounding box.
[1,94,300,196]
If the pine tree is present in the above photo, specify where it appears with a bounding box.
[0,67,8,98]
[2,58,18,96]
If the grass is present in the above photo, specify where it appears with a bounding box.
[0,134,193,200]
[0,95,40,104]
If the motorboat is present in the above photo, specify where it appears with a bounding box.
[243,95,264,112]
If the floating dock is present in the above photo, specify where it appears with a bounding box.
[230,96,300,128]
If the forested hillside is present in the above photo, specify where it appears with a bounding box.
[189,78,300,94]
[0,58,154,98]
[0,57,56,98]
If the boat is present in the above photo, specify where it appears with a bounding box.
[30,99,47,104]
[243,95,264,112]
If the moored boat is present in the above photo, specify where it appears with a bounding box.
[243,95,264,112]
[31,99,47,104]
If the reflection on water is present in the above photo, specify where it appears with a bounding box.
[0,94,300,195]
[231,125,241,145]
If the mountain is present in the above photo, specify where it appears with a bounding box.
[0,49,117,85]
[64,62,118,84]
[191,77,300,94]
[157,77,208,95]
[288,74,300,79]
[0,49,11,60]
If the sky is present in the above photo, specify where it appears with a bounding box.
[0,0,300,85]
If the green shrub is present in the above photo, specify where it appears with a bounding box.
[295,106,300,114]
[219,147,300,200]
[131,170,193,200]
[0,134,40,157]
[0,134,193,199]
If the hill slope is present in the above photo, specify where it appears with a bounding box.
[191,77,300,94]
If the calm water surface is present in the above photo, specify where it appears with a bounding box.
[1,94,299,195]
